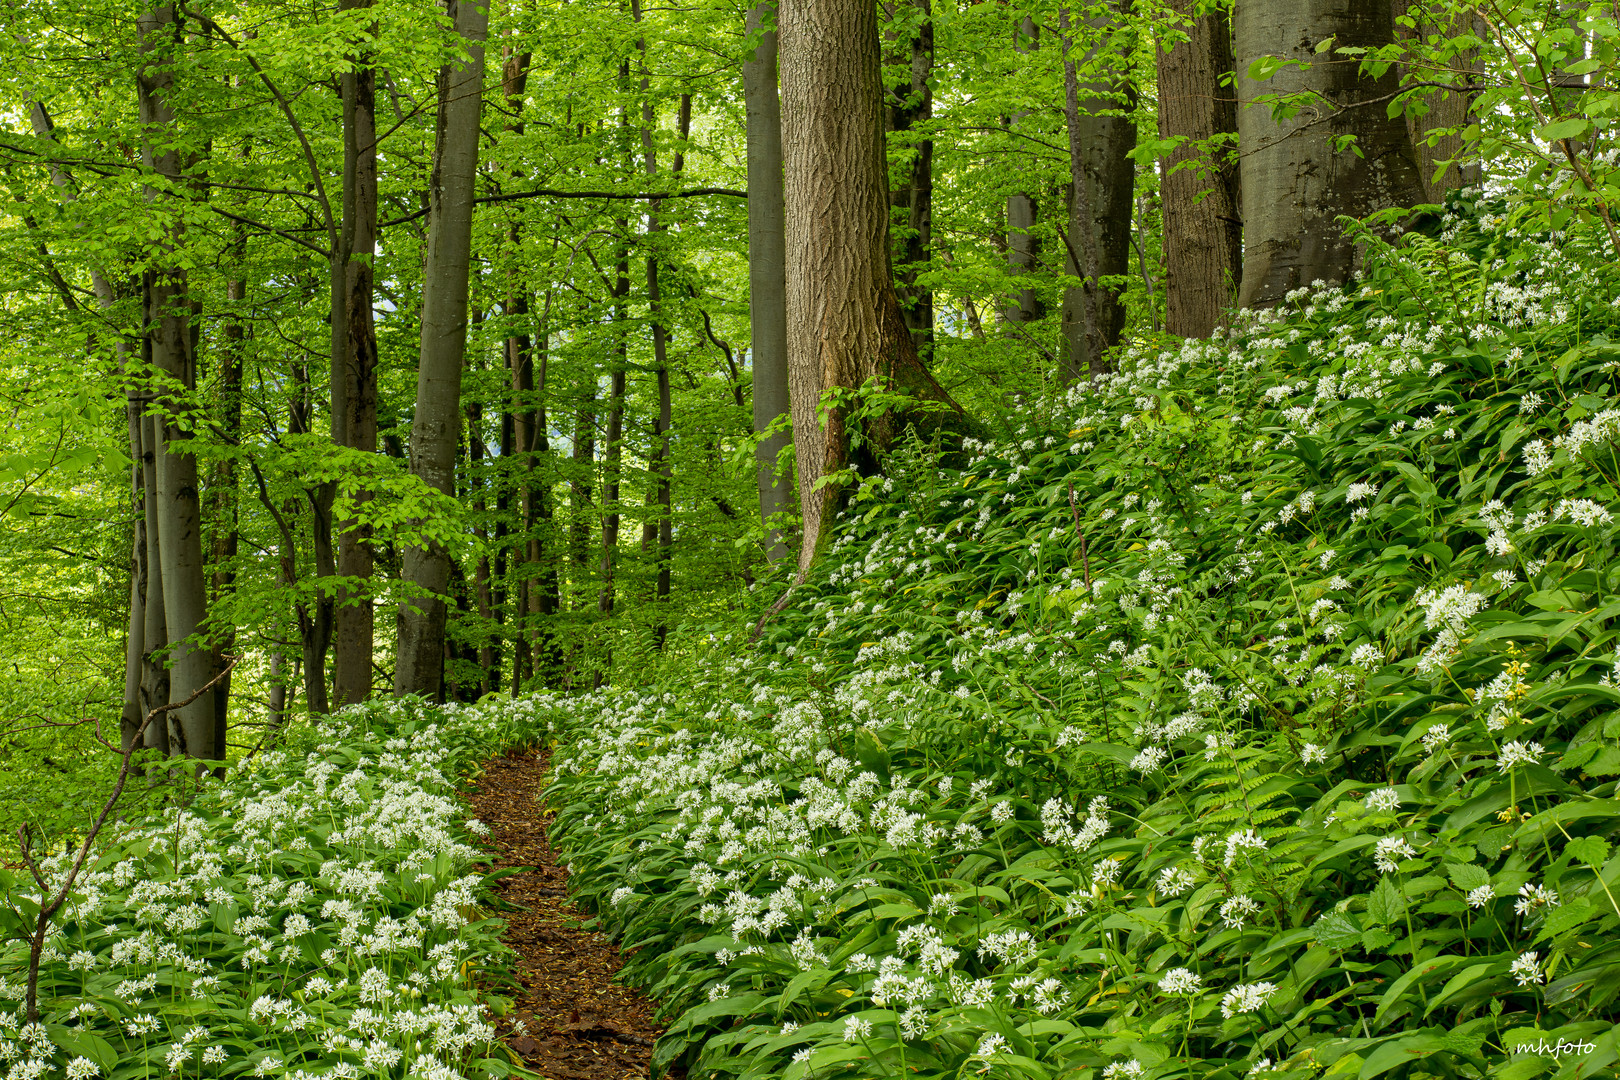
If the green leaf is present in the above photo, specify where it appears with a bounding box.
[1367,877,1405,928]
[1538,118,1593,142]
[1445,862,1491,893]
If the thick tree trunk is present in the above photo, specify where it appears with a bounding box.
[743,0,794,565]
[396,0,488,700]
[884,0,934,358]
[1004,17,1042,324]
[138,6,217,764]
[1156,0,1242,338]
[334,0,380,707]
[1058,4,1135,378]
[1235,0,1427,308]
[780,0,965,570]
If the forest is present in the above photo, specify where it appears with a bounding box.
[3,0,1620,1077]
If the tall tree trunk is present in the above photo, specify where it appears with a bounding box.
[1235,0,1427,308]
[1392,0,1483,198]
[526,300,564,687]
[598,241,631,618]
[289,361,334,716]
[334,0,380,707]
[500,48,535,694]
[780,0,966,570]
[1156,0,1242,338]
[884,0,934,359]
[1058,3,1136,378]
[743,0,794,565]
[396,0,488,700]
[1004,17,1043,324]
[208,245,246,750]
[139,401,168,753]
[138,6,217,763]
[631,29,686,647]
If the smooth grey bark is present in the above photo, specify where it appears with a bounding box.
[780,0,964,569]
[396,0,488,700]
[1058,4,1135,378]
[139,406,168,753]
[744,0,794,565]
[138,6,217,763]
[1004,17,1043,324]
[1235,0,1427,308]
[884,0,934,358]
[334,0,380,707]
[1156,0,1242,338]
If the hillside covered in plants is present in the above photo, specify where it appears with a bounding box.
[529,203,1620,1080]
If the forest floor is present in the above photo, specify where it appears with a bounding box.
[466,750,670,1080]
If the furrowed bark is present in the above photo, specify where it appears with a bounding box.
[396,0,488,700]
[780,0,966,571]
[1156,0,1242,338]
[334,0,380,707]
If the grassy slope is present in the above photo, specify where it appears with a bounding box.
[539,198,1620,1080]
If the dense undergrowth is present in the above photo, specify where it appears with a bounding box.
[0,698,545,1080]
[536,197,1620,1080]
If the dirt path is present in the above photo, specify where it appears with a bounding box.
[467,749,668,1080]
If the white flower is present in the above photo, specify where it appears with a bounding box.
[1159,968,1204,994]
[1514,883,1559,915]
[1421,724,1452,755]
[1130,746,1168,774]
[1364,788,1400,813]
[1220,894,1261,929]
[1219,981,1277,1018]
[1374,836,1417,873]
[1497,740,1543,772]
[1223,829,1267,868]
[1509,950,1545,986]
[975,1033,1009,1057]
[1346,481,1379,503]
[842,1016,871,1043]
[1465,884,1494,909]
[1156,866,1197,897]
[1102,1062,1145,1080]
[1300,742,1328,765]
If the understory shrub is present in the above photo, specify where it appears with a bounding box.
[538,198,1620,1080]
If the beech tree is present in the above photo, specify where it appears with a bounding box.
[138,5,219,763]
[397,0,489,699]
[1235,0,1427,308]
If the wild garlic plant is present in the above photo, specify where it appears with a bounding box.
[0,696,553,1080]
[540,197,1620,1080]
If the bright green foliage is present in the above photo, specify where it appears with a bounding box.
[533,202,1620,1080]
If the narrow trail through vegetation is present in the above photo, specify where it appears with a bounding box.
[467,751,668,1080]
